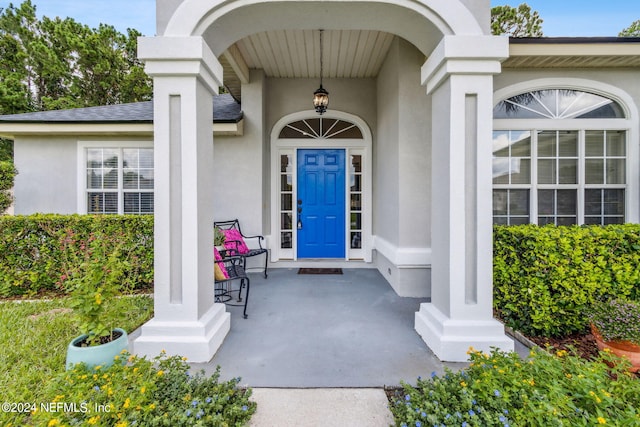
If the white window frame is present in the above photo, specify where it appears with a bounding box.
[270,111,373,262]
[77,141,154,214]
[493,79,639,224]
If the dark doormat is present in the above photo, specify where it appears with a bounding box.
[298,268,343,275]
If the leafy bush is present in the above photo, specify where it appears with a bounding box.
[390,348,640,427]
[494,225,640,337]
[0,214,153,297]
[29,352,255,427]
[0,160,17,214]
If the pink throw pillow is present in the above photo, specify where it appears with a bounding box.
[214,247,229,279]
[222,229,250,254]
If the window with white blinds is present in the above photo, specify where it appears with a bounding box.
[86,147,154,214]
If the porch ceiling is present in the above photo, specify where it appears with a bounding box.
[219,30,395,101]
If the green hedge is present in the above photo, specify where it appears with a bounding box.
[494,224,640,337]
[0,214,153,297]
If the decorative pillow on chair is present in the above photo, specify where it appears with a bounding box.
[213,248,229,279]
[222,229,250,254]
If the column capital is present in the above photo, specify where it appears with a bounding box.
[138,36,223,94]
[421,35,509,94]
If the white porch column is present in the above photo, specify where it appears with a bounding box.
[133,37,230,362]
[415,36,514,362]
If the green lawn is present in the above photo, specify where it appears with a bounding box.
[0,296,153,426]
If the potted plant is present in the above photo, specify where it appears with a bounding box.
[589,298,640,372]
[214,226,226,250]
[61,230,132,370]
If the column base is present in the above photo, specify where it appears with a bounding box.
[133,303,230,362]
[415,302,514,362]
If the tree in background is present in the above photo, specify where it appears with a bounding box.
[619,20,640,37]
[0,0,152,113]
[491,3,543,37]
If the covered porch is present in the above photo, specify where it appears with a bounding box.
[133,0,514,363]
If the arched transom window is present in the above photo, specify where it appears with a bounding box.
[493,88,628,226]
[494,89,625,120]
[278,117,363,139]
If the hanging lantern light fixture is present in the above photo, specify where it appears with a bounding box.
[313,29,329,115]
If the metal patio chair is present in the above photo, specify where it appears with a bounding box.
[214,219,269,278]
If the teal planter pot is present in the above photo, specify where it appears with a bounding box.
[66,328,128,370]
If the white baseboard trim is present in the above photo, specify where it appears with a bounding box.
[373,235,431,267]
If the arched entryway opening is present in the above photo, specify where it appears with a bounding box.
[134,0,513,363]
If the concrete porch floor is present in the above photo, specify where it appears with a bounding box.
[190,268,468,388]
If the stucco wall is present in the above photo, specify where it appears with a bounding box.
[265,78,377,135]
[213,70,265,237]
[375,37,432,297]
[375,39,401,248]
[14,137,82,214]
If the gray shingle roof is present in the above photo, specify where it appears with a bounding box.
[0,93,242,123]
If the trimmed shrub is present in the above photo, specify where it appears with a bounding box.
[0,214,153,297]
[494,224,640,337]
[390,347,640,427]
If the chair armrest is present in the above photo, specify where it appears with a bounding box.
[241,234,265,249]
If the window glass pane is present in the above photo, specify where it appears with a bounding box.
[281,175,292,191]
[604,217,624,225]
[492,131,510,157]
[538,216,555,226]
[538,190,554,215]
[557,217,577,226]
[493,217,508,225]
[350,232,362,249]
[493,190,507,215]
[511,159,531,184]
[585,131,604,157]
[87,171,102,189]
[558,159,577,184]
[351,155,362,173]
[281,213,292,230]
[138,149,154,168]
[538,132,556,157]
[492,159,510,184]
[585,159,604,184]
[281,194,292,211]
[606,131,625,156]
[139,170,154,190]
[351,175,361,192]
[510,132,531,157]
[510,217,529,225]
[281,232,292,249]
[510,190,529,215]
[538,159,556,184]
[606,159,625,184]
[604,189,624,215]
[558,131,578,157]
[584,217,601,225]
[140,193,153,214]
[350,213,361,230]
[557,190,576,215]
[123,171,139,189]
[88,192,117,214]
[280,154,292,173]
[584,190,602,215]
[350,194,362,210]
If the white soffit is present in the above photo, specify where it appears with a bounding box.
[504,42,640,69]
[232,30,395,79]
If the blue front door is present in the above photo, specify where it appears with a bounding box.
[297,149,346,258]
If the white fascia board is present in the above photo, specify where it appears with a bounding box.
[0,120,243,139]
